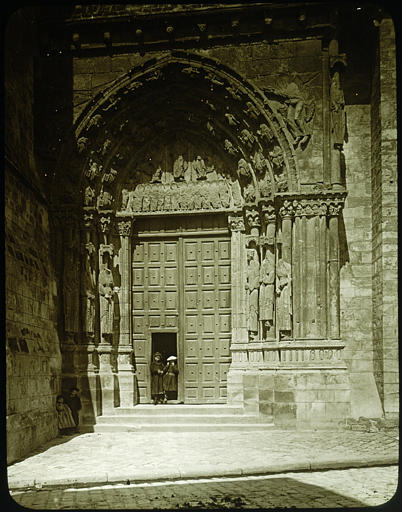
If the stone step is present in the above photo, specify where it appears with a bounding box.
[108,404,245,416]
[96,413,270,425]
[92,422,275,433]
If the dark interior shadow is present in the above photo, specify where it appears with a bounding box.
[339,214,350,270]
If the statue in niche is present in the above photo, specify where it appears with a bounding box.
[224,139,238,155]
[131,185,145,212]
[77,137,88,154]
[244,182,256,203]
[276,258,292,338]
[142,185,151,212]
[225,112,240,126]
[121,189,129,210]
[258,123,274,142]
[252,150,267,174]
[173,155,187,181]
[239,129,255,147]
[259,248,275,336]
[244,101,260,119]
[63,237,79,334]
[84,186,95,206]
[101,167,118,184]
[218,182,231,208]
[330,71,346,147]
[229,179,243,207]
[97,190,113,209]
[98,252,115,340]
[85,160,102,180]
[246,248,260,338]
[259,175,273,197]
[82,243,96,335]
[238,158,251,178]
[192,155,207,180]
[150,166,162,183]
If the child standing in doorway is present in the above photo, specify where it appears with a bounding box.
[163,356,179,402]
[66,387,82,433]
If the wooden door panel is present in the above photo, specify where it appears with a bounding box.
[132,239,179,401]
[183,236,231,403]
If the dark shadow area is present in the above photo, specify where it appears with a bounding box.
[152,332,177,365]
[339,215,350,270]
[9,475,392,509]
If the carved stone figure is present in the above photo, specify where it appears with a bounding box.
[98,255,115,339]
[218,182,231,208]
[225,112,240,126]
[77,136,88,153]
[238,158,251,178]
[82,243,96,334]
[85,160,102,180]
[244,182,256,203]
[224,139,238,155]
[330,71,346,147]
[150,166,163,183]
[121,188,129,210]
[97,190,113,209]
[173,155,186,181]
[246,248,260,336]
[84,186,95,206]
[101,167,118,183]
[258,123,274,142]
[193,155,207,180]
[259,248,275,326]
[276,258,292,336]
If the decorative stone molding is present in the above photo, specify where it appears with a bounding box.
[278,199,294,219]
[228,214,245,232]
[117,219,132,237]
[99,214,112,234]
[292,198,328,217]
[245,208,260,230]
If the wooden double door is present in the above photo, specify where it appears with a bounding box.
[132,232,231,403]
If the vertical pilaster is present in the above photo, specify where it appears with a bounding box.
[117,219,136,407]
[278,200,294,340]
[329,39,347,191]
[328,201,342,339]
[228,214,247,343]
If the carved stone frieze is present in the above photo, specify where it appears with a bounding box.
[117,219,132,237]
[228,215,245,232]
[278,199,294,219]
[293,198,327,217]
[245,208,260,230]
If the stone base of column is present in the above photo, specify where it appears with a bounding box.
[77,372,101,426]
[97,344,116,413]
[228,340,352,429]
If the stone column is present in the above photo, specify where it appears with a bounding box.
[227,213,247,406]
[328,200,343,340]
[260,202,276,340]
[97,213,116,412]
[329,39,347,191]
[117,219,136,407]
[277,200,294,340]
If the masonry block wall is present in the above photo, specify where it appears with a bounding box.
[341,105,383,418]
[371,18,398,418]
[5,9,62,464]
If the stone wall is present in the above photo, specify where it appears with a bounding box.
[371,18,398,417]
[5,9,62,464]
[341,105,383,418]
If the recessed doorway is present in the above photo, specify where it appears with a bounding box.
[151,332,179,402]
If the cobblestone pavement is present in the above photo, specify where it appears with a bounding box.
[7,429,398,489]
[9,466,399,509]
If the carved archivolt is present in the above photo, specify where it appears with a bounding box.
[54,53,318,213]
